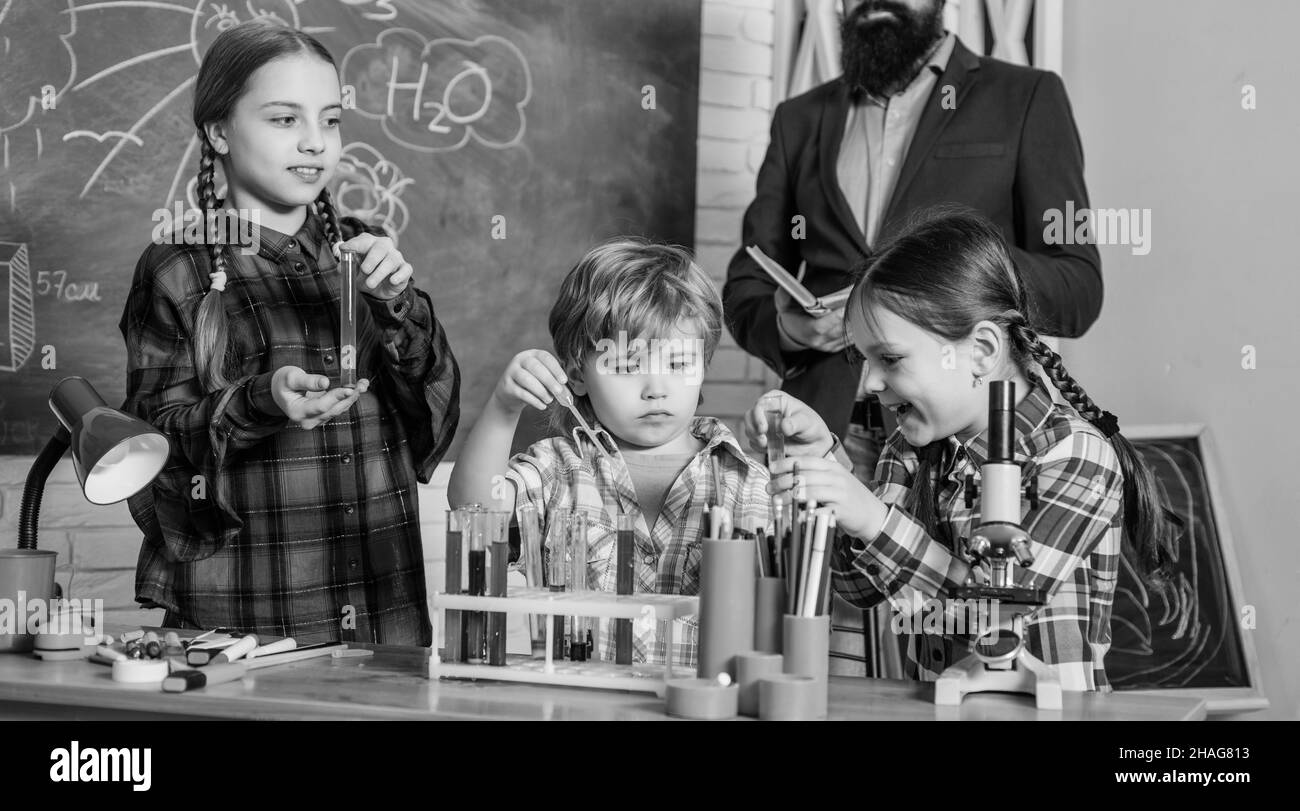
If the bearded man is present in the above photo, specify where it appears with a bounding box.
[722,0,1101,677]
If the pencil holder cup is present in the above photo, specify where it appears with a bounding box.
[758,673,823,721]
[697,538,756,682]
[736,650,783,717]
[781,613,830,719]
[754,577,786,653]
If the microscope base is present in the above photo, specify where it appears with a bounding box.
[934,650,1062,710]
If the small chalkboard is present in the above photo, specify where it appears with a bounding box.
[1108,424,1266,713]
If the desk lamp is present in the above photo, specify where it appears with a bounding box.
[1,377,168,653]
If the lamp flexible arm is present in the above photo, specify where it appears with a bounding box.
[18,427,71,550]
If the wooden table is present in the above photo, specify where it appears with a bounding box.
[0,644,1206,720]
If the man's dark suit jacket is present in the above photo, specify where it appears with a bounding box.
[723,38,1102,438]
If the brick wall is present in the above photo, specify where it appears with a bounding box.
[697,0,781,431]
[0,0,776,629]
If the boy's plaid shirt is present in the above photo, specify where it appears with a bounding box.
[506,417,771,667]
[831,381,1123,691]
[119,213,460,646]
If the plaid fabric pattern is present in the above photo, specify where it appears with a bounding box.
[831,381,1122,691]
[119,213,460,646]
[507,417,771,667]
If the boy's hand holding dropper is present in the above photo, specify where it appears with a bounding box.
[491,349,569,414]
[448,349,569,510]
[744,390,887,542]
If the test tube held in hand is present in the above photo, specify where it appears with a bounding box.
[338,248,359,388]
[761,394,785,466]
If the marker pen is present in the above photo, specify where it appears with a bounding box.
[162,663,248,693]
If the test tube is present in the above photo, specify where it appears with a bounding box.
[466,511,488,663]
[547,512,569,660]
[761,393,785,466]
[338,248,359,388]
[771,492,791,579]
[567,512,589,662]
[487,511,510,666]
[614,513,636,665]
[518,505,547,649]
[443,509,465,662]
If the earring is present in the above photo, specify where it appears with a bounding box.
[972,373,984,388]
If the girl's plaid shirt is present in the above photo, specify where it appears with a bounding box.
[506,417,771,667]
[831,381,1123,691]
[119,213,460,645]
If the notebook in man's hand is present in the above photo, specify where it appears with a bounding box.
[746,245,852,315]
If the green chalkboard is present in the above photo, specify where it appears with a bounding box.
[1109,425,1267,713]
[0,0,700,455]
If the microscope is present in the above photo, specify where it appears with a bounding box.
[933,380,1062,710]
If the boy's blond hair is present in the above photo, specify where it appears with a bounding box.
[548,238,722,424]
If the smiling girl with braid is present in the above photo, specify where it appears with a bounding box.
[119,22,460,645]
[747,209,1174,690]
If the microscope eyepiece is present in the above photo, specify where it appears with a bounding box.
[988,380,1016,463]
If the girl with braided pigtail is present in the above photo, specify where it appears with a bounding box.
[120,21,460,646]
[745,208,1174,690]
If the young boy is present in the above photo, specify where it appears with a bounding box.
[449,238,770,665]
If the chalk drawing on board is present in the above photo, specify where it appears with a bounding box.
[1110,441,1216,685]
[1106,425,1266,712]
[0,0,78,137]
[332,141,412,237]
[190,0,300,61]
[340,29,532,154]
[70,42,191,92]
[63,129,145,147]
[0,242,36,373]
[0,0,77,190]
[166,133,202,210]
[337,0,397,23]
[77,76,196,198]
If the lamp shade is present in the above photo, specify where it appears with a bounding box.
[48,377,169,505]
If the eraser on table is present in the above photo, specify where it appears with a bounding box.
[112,659,170,684]
[664,677,739,720]
[758,673,825,721]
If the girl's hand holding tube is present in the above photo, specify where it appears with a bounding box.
[766,456,886,542]
[340,233,413,301]
[271,366,369,429]
[743,390,835,459]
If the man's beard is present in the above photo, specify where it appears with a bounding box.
[840,1,946,98]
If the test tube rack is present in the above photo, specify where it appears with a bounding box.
[430,587,699,697]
